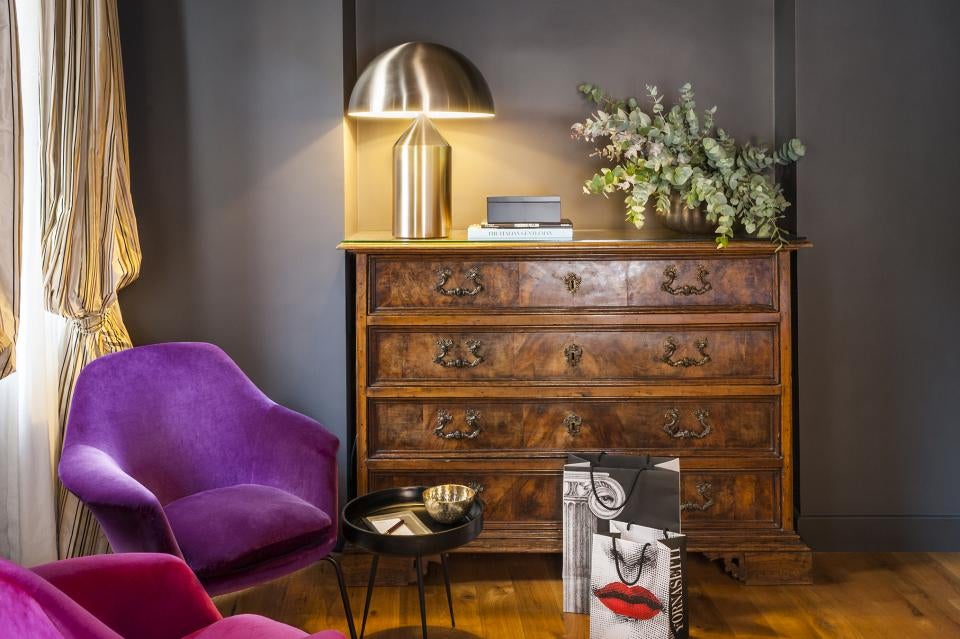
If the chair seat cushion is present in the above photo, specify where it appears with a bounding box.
[184,614,309,639]
[164,484,332,580]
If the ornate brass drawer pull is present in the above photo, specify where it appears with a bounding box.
[658,336,711,368]
[681,481,715,512]
[562,413,583,435]
[564,343,583,367]
[663,408,714,439]
[556,271,582,295]
[661,264,713,296]
[436,266,484,297]
[434,408,482,440]
[434,338,484,368]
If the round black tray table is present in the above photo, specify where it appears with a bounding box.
[342,486,484,639]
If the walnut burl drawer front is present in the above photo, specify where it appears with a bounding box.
[368,398,778,456]
[370,401,524,453]
[517,260,629,307]
[373,259,519,310]
[370,257,776,311]
[626,258,775,309]
[369,470,562,523]
[680,471,780,529]
[369,326,778,384]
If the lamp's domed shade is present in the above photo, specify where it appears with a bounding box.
[348,42,495,119]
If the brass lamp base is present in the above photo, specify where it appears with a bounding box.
[393,115,451,238]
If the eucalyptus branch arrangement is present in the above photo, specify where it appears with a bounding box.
[571,83,805,247]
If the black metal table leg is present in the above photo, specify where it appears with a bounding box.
[441,553,455,628]
[321,556,357,639]
[360,554,379,639]
[415,554,428,639]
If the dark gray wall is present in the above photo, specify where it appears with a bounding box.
[117,0,349,500]
[795,0,960,549]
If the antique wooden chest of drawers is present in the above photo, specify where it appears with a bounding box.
[342,232,812,584]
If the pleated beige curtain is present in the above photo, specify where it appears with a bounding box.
[0,0,21,381]
[40,0,141,558]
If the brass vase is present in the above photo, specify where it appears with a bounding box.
[654,192,717,235]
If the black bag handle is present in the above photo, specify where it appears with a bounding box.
[588,453,651,512]
[610,536,652,586]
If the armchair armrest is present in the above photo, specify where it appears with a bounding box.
[58,444,181,556]
[266,403,340,456]
[251,404,339,518]
[32,553,221,639]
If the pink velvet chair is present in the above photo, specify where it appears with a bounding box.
[0,553,345,639]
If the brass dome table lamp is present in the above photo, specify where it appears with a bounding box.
[348,42,495,238]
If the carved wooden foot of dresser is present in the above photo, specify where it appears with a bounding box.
[342,232,812,584]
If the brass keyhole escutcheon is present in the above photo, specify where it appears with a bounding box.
[563,413,583,435]
[564,343,583,367]
[562,272,582,295]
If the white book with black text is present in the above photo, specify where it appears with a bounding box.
[467,224,573,241]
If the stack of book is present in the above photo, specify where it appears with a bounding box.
[467,195,573,241]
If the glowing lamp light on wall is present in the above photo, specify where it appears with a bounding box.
[347,42,495,238]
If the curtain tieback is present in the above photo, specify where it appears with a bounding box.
[74,314,105,334]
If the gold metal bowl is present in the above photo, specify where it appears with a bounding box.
[422,484,477,524]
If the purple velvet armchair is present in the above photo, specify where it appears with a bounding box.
[58,343,355,637]
[0,553,345,639]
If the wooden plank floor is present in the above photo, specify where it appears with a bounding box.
[215,553,960,638]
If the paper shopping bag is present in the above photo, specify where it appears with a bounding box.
[590,526,688,639]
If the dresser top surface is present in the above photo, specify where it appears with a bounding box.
[339,228,811,254]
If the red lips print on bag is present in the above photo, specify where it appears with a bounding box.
[593,581,663,621]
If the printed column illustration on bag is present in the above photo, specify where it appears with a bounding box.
[563,466,629,613]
